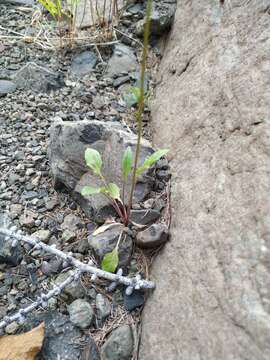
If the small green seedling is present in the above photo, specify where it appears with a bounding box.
[123,86,150,108]
[81,146,168,272]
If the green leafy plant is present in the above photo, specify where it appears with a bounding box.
[81,0,169,272]
[123,76,151,108]
[123,86,142,107]
[38,0,63,20]
[82,146,168,224]
[37,0,81,47]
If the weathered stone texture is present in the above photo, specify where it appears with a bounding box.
[140,1,270,359]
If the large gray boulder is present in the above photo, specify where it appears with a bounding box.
[49,120,154,222]
[140,1,270,360]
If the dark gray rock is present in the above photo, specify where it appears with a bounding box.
[13,62,64,93]
[106,44,138,77]
[0,213,22,266]
[88,223,132,267]
[101,325,134,360]
[124,290,145,311]
[71,51,98,76]
[136,0,177,37]
[68,299,94,329]
[135,223,169,248]
[113,75,130,88]
[49,120,154,222]
[0,80,16,97]
[23,311,81,360]
[156,169,171,182]
[130,209,161,225]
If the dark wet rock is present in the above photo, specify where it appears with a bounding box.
[0,213,23,266]
[23,311,82,360]
[88,223,133,267]
[100,325,134,360]
[124,290,145,311]
[135,223,169,249]
[0,80,16,97]
[130,209,161,225]
[156,169,171,182]
[49,120,154,222]
[71,51,98,76]
[68,299,94,329]
[13,62,64,93]
[106,44,138,77]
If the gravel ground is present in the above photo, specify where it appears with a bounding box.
[0,1,170,358]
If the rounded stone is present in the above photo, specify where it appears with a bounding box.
[100,325,134,360]
[68,299,94,329]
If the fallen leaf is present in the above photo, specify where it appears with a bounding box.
[0,322,45,360]
[92,222,121,236]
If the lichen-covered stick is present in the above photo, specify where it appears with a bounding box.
[0,269,82,329]
[0,228,155,291]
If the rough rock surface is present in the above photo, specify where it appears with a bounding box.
[0,212,22,265]
[106,44,138,77]
[101,325,134,360]
[68,299,94,329]
[0,80,16,97]
[140,1,270,360]
[23,312,82,360]
[88,223,133,267]
[13,62,64,93]
[49,120,154,222]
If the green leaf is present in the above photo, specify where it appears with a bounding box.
[107,183,121,200]
[122,147,133,181]
[101,248,119,273]
[123,87,141,107]
[81,186,101,196]
[85,148,102,176]
[136,149,169,176]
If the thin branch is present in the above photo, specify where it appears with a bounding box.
[0,228,155,291]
